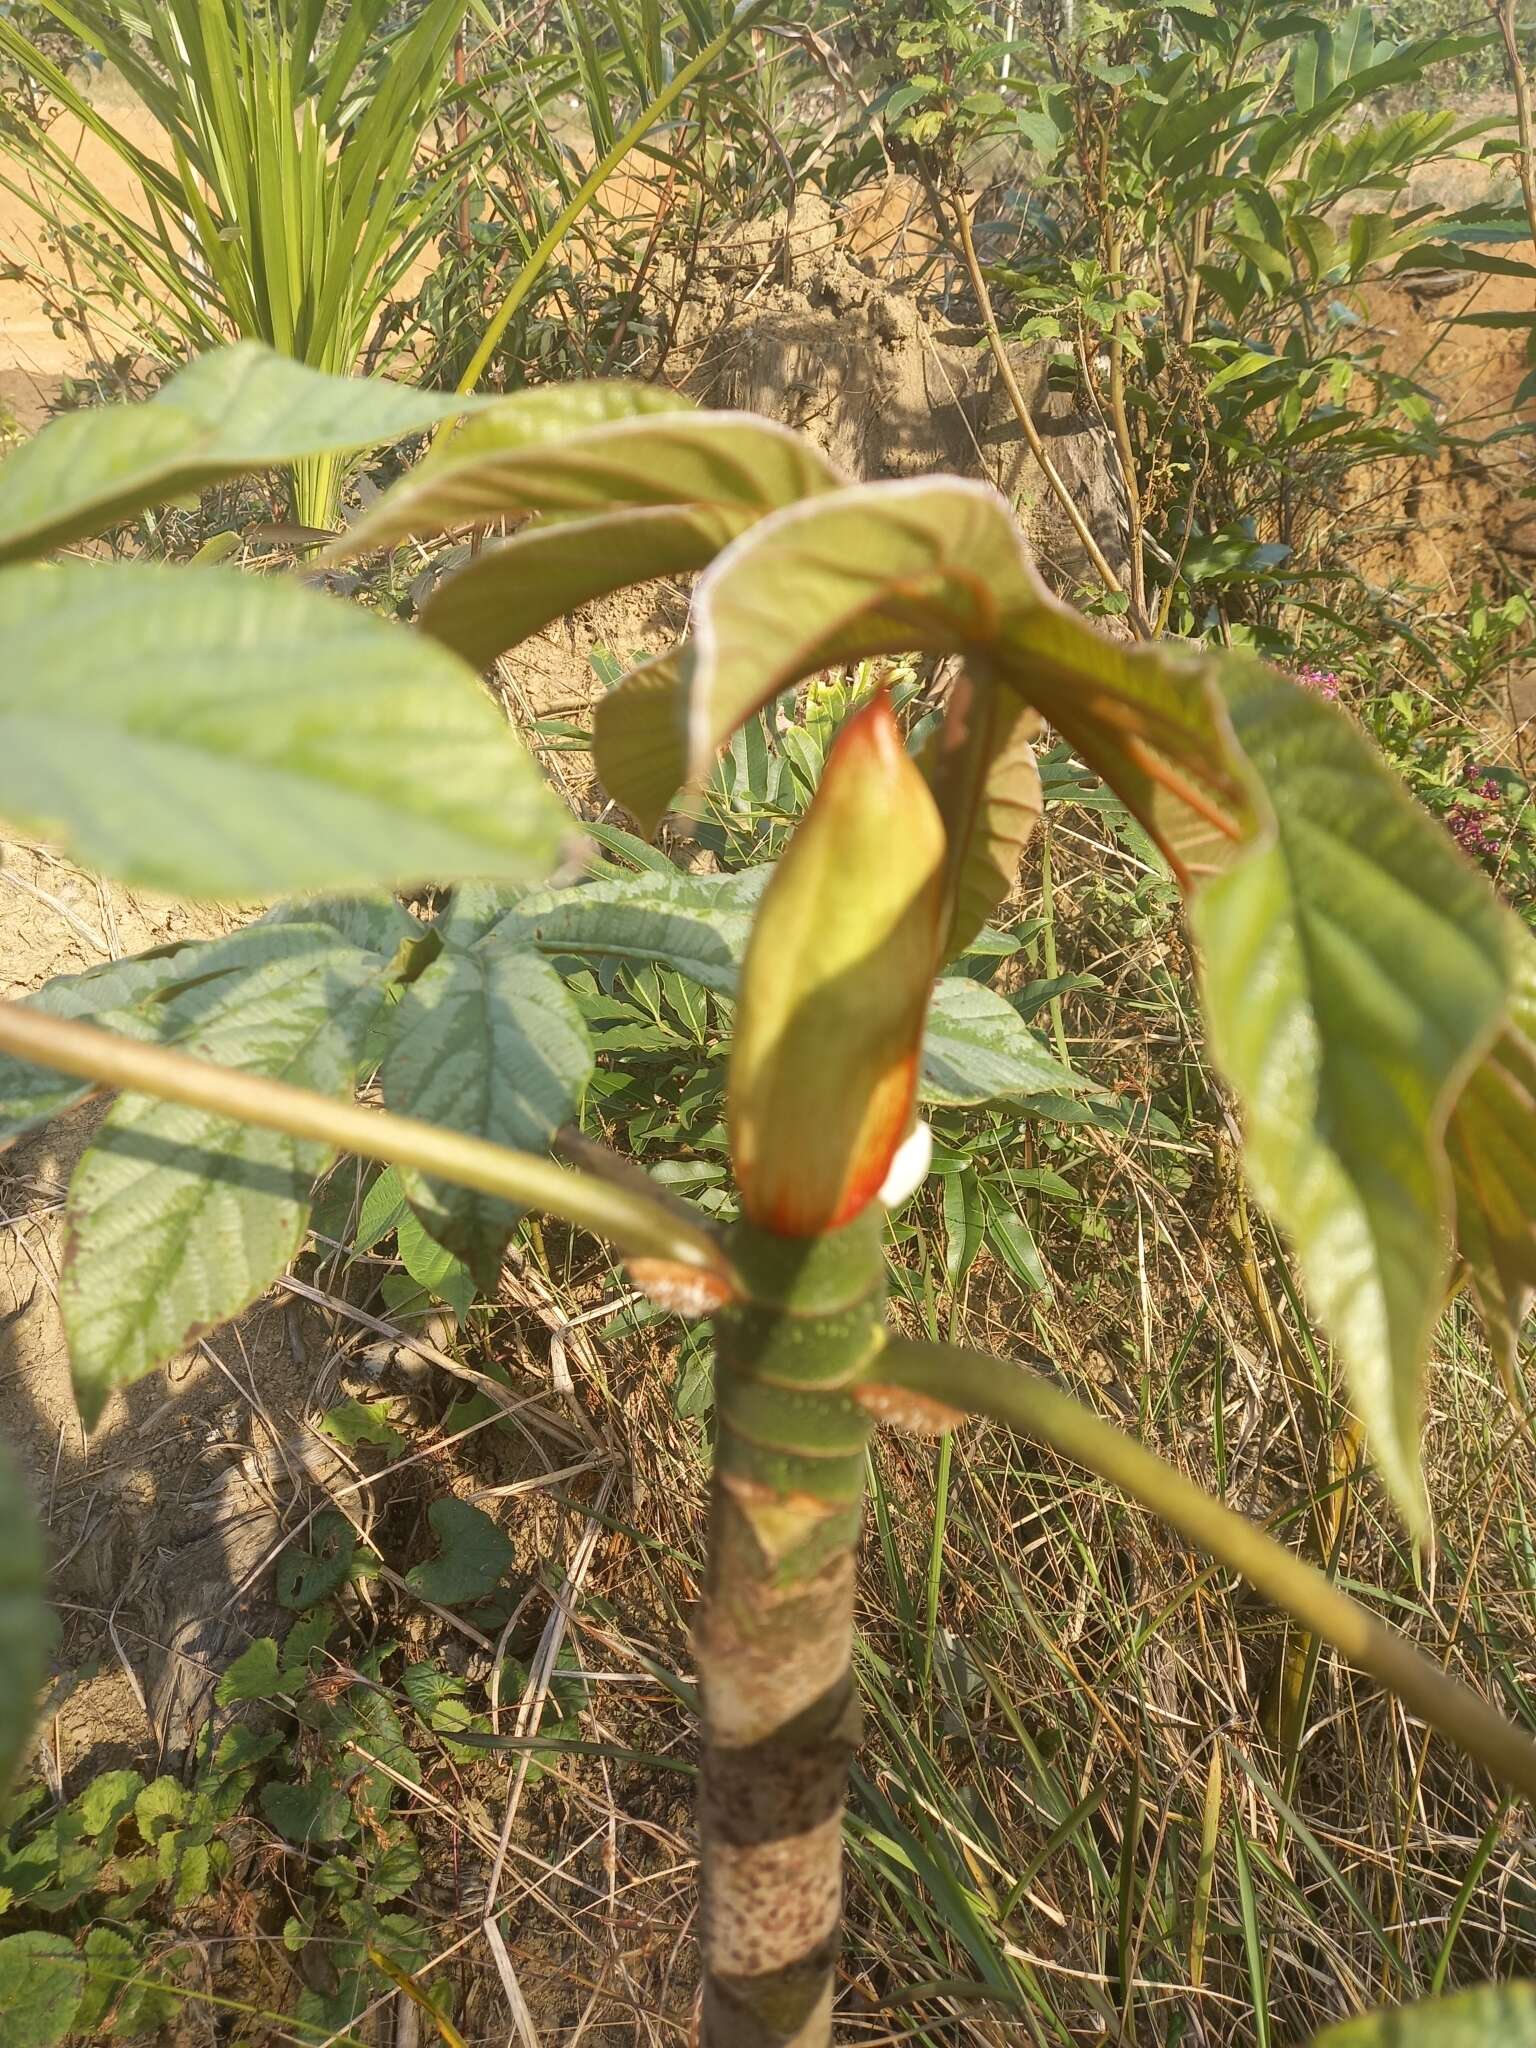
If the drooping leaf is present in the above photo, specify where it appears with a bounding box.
[919,978,1087,1108]
[730,691,947,1235]
[382,946,592,1285]
[404,1498,514,1607]
[591,647,690,836]
[1,560,570,899]
[686,478,1252,882]
[336,402,833,557]
[419,409,844,669]
[0,1932,81,2047]
[1193,663,1510,1528]
[1311,1981,1536,2046]
[0,1443,46,1795]
[341,382,691,539]
[0,341,478,566]
[1446,925,1536,1390]
[61,932,392,1424]
[921,672,1043,962]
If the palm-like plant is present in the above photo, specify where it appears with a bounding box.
[0,0,471,525]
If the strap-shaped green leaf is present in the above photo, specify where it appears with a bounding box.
[0,343,475,566]
[1,560,570,899]
[687,478,1251,883]
[1312,1982,1536,2046]
[381,946,593,1284]
[62,929,395,1424]
[339,403,838,556]
[1193,664,1510,1528]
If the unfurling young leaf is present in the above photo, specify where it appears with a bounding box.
[729,690,946,1236]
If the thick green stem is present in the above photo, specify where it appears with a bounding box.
[698,1212,886,2048]
[874,1338,1536,1806]
[0,1000,726,1280]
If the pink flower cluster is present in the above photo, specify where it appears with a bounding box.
[1446,762,1506,866]
[1294,664,1342,701]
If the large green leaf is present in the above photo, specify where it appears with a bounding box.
[258,893,432,971]
[0,913,424,1145]
[61,928,393,1424]
[919,977,1086,1107]
[1,560,570,899]
[0,1444,46,1796]
[1311,1982,1536,2046]
[1446,925,1536,1389]
[413,415,842,670]
[335,401,834,555]
[483,868,759,993]
[687,478,1252,883]
[0,955,188,1143]
[0,343,474,566]
[381,945,592,1284]
[1193,664,1510,1528]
